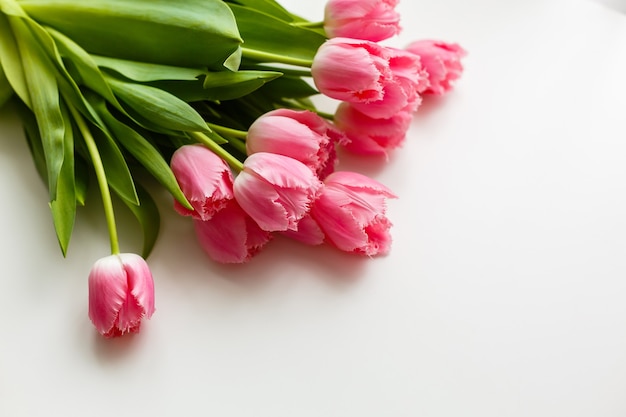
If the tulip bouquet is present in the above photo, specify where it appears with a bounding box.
[0,0,466,337]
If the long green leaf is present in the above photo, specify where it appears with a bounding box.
[0,63,13,108]
[93,55,206,83]
[106,74,211,134]
[154,70,282,102]
[92,98,192,210]
[10,16,65,199]
[46,27,119,106]
[117,183,160,259]
[17,99,77,255]
[50,101,77,256]
[228,4,326,63]
[16,100,47,183]
[0,13,30,108]
[20,0,242,68]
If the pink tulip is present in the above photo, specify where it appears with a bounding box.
[233,152,323,232]
[334,102,413,156]
[405,40,467,95]
[194,200,273,263]
[350,46,428,118]
[311,38,393,105]
[246,109,344,179]
[324,0,401,42]
[312,39,427,119]
[311,171,397,256]
[280,214,325,246]
[88,253,155,338]
[170,144,234,220]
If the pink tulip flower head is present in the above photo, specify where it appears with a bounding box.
[233,152,323,232]
[334,102,413,156]
[311,37,393,105]
[405,40,467,95]
[88,253,155,338]
[311,172,397,256]
[280,213,326,246]
[170,144,234,221]
[350,46,429,119]
[246,109,345,180]
[194,200,273,263]
[312,38,427,119]
[324,0,402,42]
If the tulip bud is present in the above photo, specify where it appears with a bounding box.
[193,200,273,263]
[233,152,322,232]
[246,109,344,180]
[324,0,402,42]
[88,253,155,338]
[405,40,467,95]
[170,144,234,220]
[311,172,397,256]
[334,102,413,156]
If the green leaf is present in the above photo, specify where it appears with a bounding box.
[17,99,77,256]
[50,102,77,256]
[0,13,30,108]
[20,0,243,69]
[117,183,160,259]
[0,63,13,108]
[93,99,192,210]
[16,100,47,184]
[45,27,120,107]
[225,0,294,22]
[256,75,318,99]
[74,156,89,206]
[88,124,139,207]
[15,11,111,131]
[154,70,282,102]
[10,16,65,199]
[105,74,211,134]
[228,4,326,63]
[93,55,206,83]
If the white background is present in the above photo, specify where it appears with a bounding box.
[1,0,626,416]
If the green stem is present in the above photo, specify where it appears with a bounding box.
[291,21,325,29]
[207,123,247,140]
[241,47,314,68]
[246,64,313,78]
[69,107,120,255]
[228,137,247,155]
[316,110,336,121]
[190,131,244,172]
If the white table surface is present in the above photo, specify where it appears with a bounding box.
[1,1,626,416]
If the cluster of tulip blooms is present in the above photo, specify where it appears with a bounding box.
[0,0,465,338]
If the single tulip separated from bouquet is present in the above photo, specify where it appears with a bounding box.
[88,254,156,338]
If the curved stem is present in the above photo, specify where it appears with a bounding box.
[291,21,325,29]
[207,123,247,140]
[190,131,244,172]
[241,47,314,68]
[228,137,247,155]
[246,64,313,78]
[69,107,120,255]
